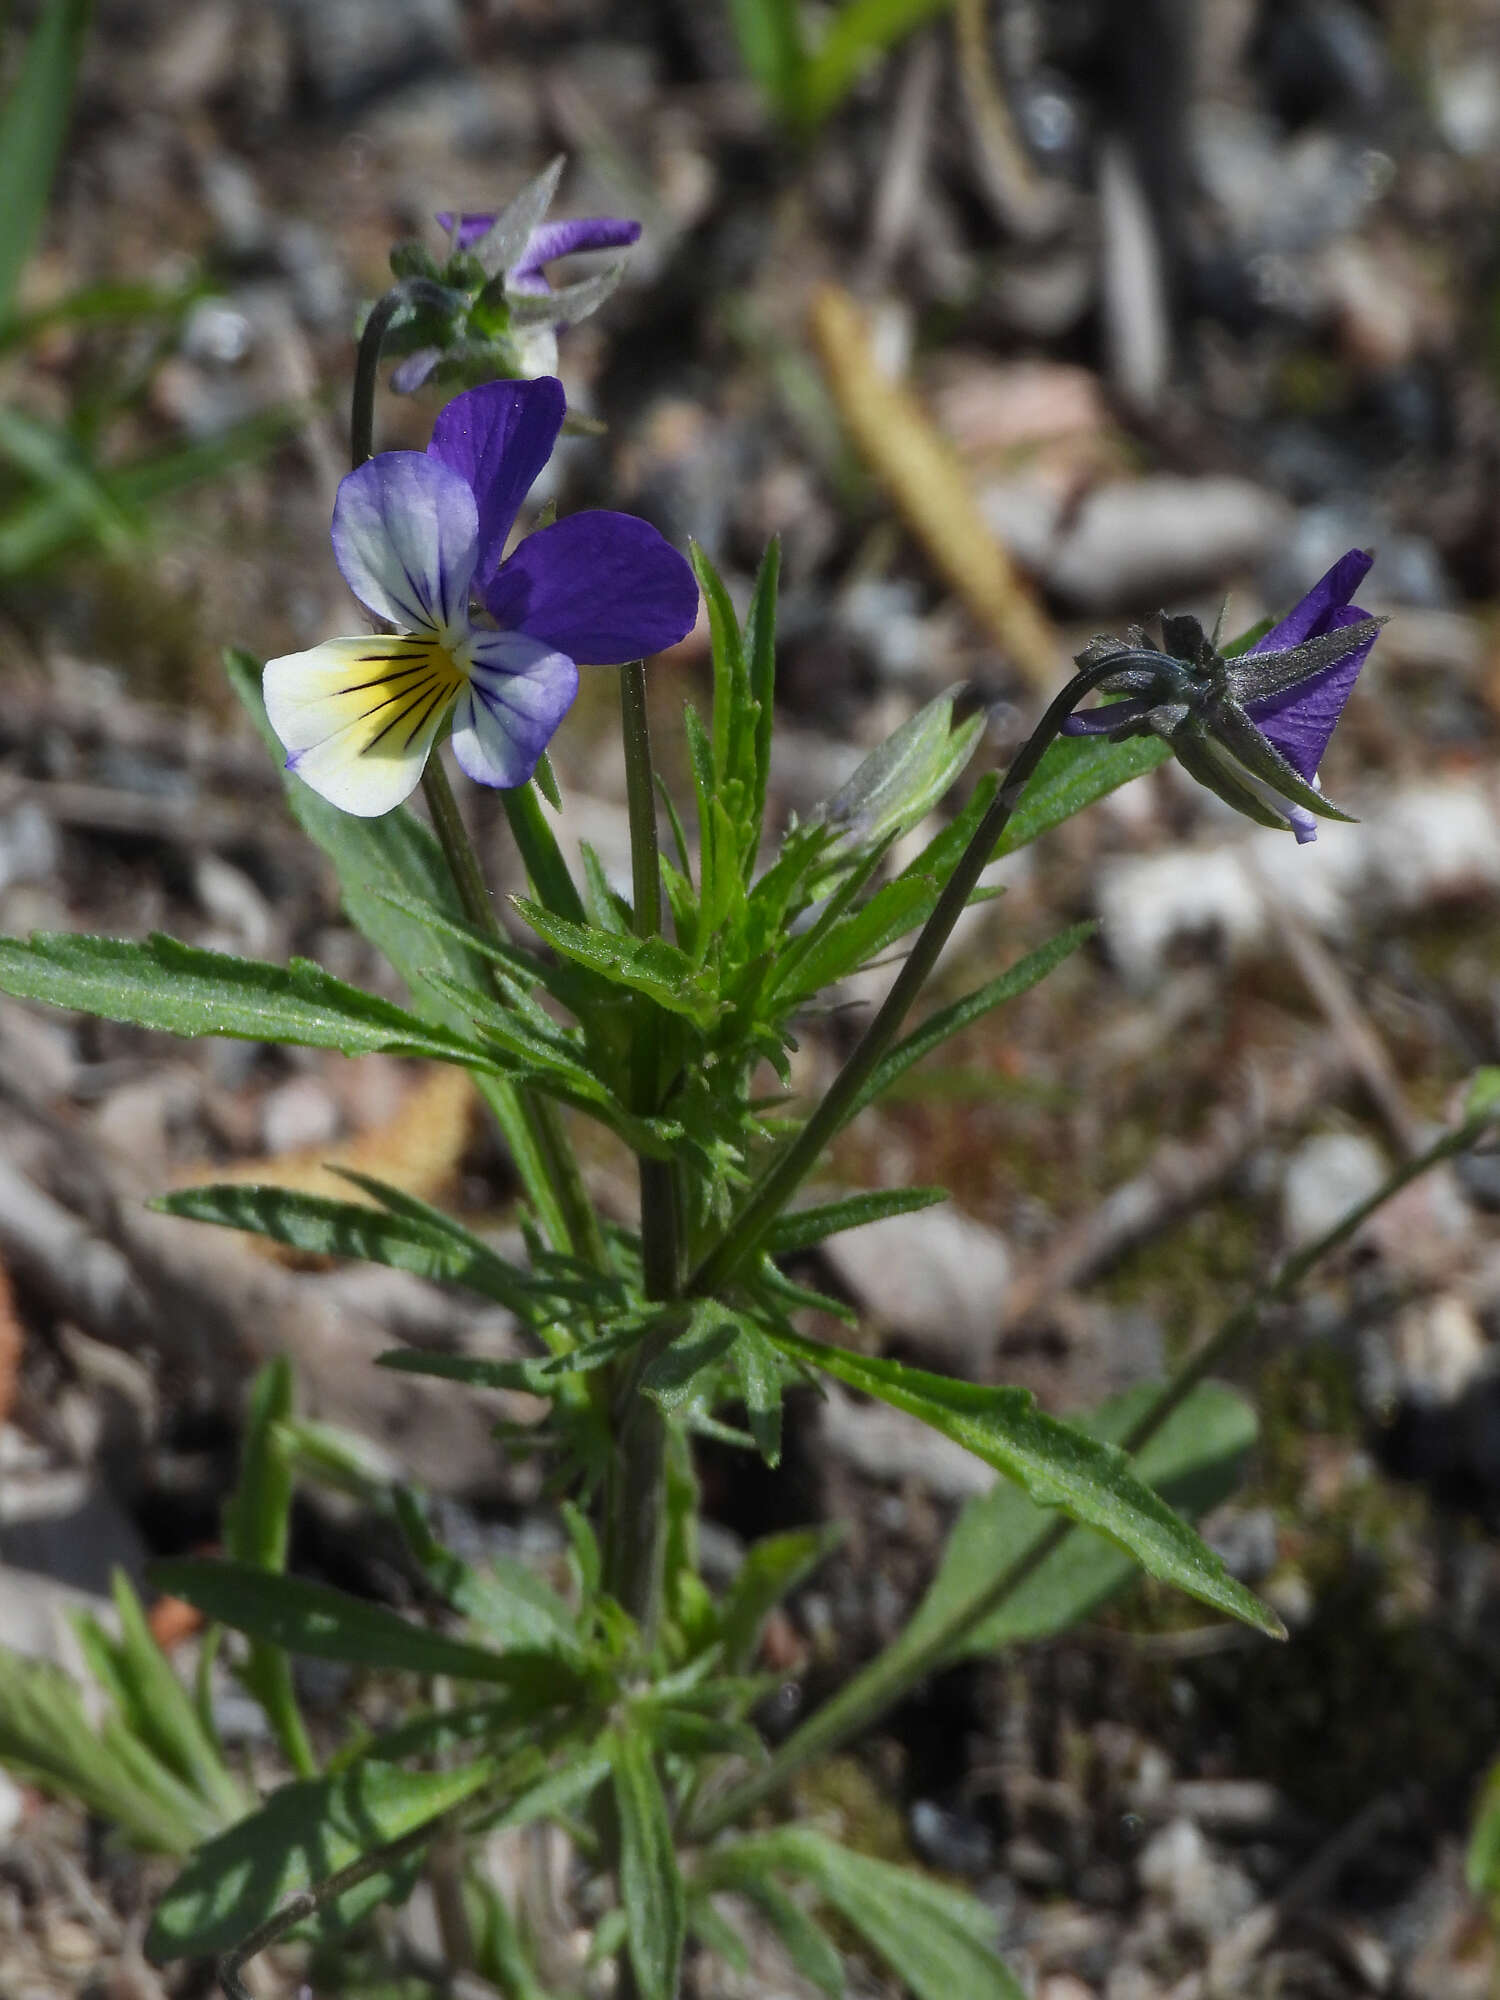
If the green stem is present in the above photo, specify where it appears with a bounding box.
[684,1102,1498,1842]
[688,658,1126,1298]
[351,280,452,471]
[603,663,677,1641]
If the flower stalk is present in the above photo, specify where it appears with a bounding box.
[688,653,1133,1299]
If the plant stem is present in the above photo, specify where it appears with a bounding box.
[350,280,452,472]
[603,662,677,1641]
[684,1102,1498,1842]
[688,658,1127,1298]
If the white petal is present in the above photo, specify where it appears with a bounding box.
[263,637,463,817]
[330,453,478,638]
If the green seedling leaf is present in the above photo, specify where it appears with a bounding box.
[610,1727,685,2000]
[147,1756,498,1960]
[393,1489,580,1658]
[762,1332,1282,1637]
[902,1381,1259,1664]
[0,931,493,1063]
[155,1183,545,1324]
[770,1186,948,1254]
[150,1560,584,1694]
[0,0,91,322]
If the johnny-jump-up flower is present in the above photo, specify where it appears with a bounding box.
[1061,550,1383,843]
[263,377,697,818]
[389,159,642,392]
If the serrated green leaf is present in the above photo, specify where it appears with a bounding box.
[610,1727,685,2000]
[770,1186,947,1254]
[993,732,1171,858]
[147,1756,498,1960]
[723,1829,1021,2000]
[904,1381,1259,1663]
[762,1332,1282,1637]
[393,1489,579,1657]
[513,897,719,1024]
[850,923,1094,1119]
[150,1560,584,1693]
[0,931,492,1063]
[0,0,91,323]
[155,1182,544,1324]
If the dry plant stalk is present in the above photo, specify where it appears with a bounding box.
[809,283,1061,690]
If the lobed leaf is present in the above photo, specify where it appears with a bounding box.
[769,1186,947,1254]
[0,931,492,1063]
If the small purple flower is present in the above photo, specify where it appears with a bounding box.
[438,211,642,294]
[1061,552,1382,843]
[1238,549,1377,840]
[263,378,698,817]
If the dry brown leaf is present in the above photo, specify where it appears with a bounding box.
[173,1064,475,1259]
[809,283,1062,690]
[0,1257,19,1427]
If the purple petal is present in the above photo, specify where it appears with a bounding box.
[1253,549,1373,654]
[390,347,442,395]
[437,211,497,254]
[1060,698,1153,737]
[427,378,566,585]
[483,511,699,665]
[450,631,579,788]
[508,217,641,296]
[1246,605,1375,783]
[331,453,477,636]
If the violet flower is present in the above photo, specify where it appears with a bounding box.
[390,161,643,392]
[1061,551,1383,843]
[263,377,697,818]
[438,211,642,292]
